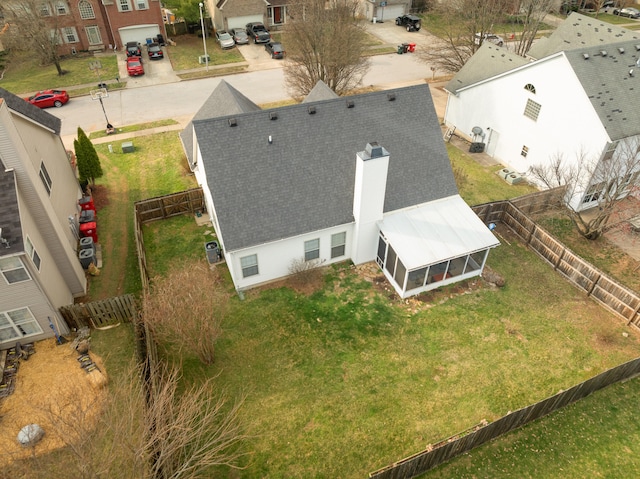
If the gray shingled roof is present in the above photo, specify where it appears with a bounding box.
[445,43,529,95]
[192,83,458,251]
[180,80,261,165]
[0,167,24,257]
[0,88,62,135]
[565,40,640,141]
[301,80,339,103]
[528,12,640,60]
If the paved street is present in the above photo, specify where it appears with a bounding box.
[55,22,444,146]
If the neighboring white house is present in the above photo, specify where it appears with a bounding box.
[443,13,640,212]
[180,80,499,298]
[0,88,86,349]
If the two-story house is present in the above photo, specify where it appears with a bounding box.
[0,88,86,349]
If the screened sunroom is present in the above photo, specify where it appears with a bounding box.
[376,195,500,298]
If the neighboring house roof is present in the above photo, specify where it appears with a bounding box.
[301,80,339,103]
[0,88,61,135]
[565,40,640,141]
[0,167,24,257]
[445,43,529,95]
[180,80,261,164]
[528,11,640,60]
[192,83,458,252]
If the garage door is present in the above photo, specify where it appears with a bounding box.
[227,15,263,31]
[118,24,161,46]
[377,4,405,22]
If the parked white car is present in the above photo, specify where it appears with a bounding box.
[474,33,505,47]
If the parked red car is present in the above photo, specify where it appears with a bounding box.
[25,89,69,108]
[126,57,145,76]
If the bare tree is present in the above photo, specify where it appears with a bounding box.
[528,141,640,240]
[420,0,556,73]
[3,0,66,75]
[143,261,228,365]
[283,0,370,96]
[513,0,556,56]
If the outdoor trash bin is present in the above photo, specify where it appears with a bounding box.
[79,209,96,224]
[79,221,98,243]
[408,43,416,53]
[397,45,404,54]
[205,241,221,264]
[79,196,95,212]
[402,43,409,53]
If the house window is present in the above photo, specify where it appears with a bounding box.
[523,99,541,121]
[78,0,96,19]
[118,0,132,12]
[330,232,346,259]
[464,250,486,274]
[86,25,102,45]
[521,145,529,158]
[267,6,286,25]
[406,267,427,291]
[62,27,79,43]
[39,162,52,195]
[0,257,31,284]
[304,238,320,261]
[136,0,148,10]
[240,254,258,278]
[55,1,68,14]
[582,181,606,204]
[602,142,618,161]
[524,83,536,94]
[427,261,449,284]
[25,238,42,271]
[0,308,43,343]
[40,3,52,16]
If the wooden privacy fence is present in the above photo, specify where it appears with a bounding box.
[501,201,640,329]
[135,187,204,224]
[59,294,137,330]
[369,357,640,479]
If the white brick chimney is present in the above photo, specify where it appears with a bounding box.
[352,142,389,264]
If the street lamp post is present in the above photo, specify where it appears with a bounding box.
[199,2,209,71]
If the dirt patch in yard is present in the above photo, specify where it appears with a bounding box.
[0,339,107,466]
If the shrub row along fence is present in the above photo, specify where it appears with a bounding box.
[370,190,640,478]
[59,294,137,330]
[368,357,640,479]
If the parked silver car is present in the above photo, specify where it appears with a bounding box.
[230,28,249,45]
[474,33,505,47]
[215,30,235,49]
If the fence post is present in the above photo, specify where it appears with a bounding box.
[586,273,601,297]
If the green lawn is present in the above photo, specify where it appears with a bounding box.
[167,33,245,71]
[84,132,197,300]
[141,214,640,478]
[0,51,119,95]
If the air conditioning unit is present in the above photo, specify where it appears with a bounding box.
[198,55,210,64]
[496,168,513,180]
[505,172,523,185]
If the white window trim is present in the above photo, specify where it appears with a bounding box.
[240,254,259,278]
[62,27,79,44]
[118,0,132,12]
[330,232,346,259]
[136,0,149,10]
[25,237,42,271]
[0,257,32,284]
[304,238,320,261]
[55,1,69,15]
[86,25,102,45]
[78,0,96,19]
[0,307,43,344]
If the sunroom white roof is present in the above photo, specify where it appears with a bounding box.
[378,195,500,270]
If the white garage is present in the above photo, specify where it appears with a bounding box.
[118,24,161,46]
[226,14,263,31]
[375,4,405,22]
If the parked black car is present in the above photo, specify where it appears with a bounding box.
[395,14,421,32]
[147,42,164,59]
[265,41,285,59]
[125,41,142,57]
[246,22,271,43]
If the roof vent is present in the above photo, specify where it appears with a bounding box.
[583,53,589,60]
[636,45,640,51]
[365,142,384,158]
[600,50,607,57]
[307,106,316,115]
[346,99,354,108]
[618,47,625,54]
[268,135,273,144]
[228,118,237,127]
[630,69,635,77]
[269,111,278,120]
[387,93,396,101]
